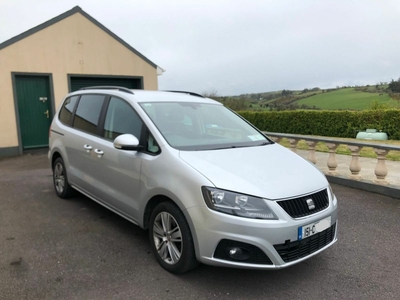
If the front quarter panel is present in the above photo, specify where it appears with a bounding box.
[139,147,213,219]
[138,147,214,258]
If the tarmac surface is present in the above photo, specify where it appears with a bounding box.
[0,151,399,299]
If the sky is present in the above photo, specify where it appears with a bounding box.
[1,0,399,96]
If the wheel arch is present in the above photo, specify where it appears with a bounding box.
[143,195,175,230]
[51,151,62,168]
[142,194,201,261]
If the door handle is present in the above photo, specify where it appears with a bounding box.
[83,144,93,153]
[44,110,49,118]
[94,148,104,157]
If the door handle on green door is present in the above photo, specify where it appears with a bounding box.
[83,144,92,153]
[94,148,104,158]
[44,110,49,118]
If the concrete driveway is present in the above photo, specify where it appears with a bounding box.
[0,151,399,300]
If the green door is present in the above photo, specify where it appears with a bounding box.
[15,75,52,149]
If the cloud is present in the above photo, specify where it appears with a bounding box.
[1,0,400,95]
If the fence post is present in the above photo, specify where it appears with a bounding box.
[287,138,300,153]
[306,141,317,164]
[374,148,389,185]
[348,146,362,180]
[326,143,339,175]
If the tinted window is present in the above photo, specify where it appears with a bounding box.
[73,95,105,135]
[59,96,79,126]
[103,97,143,140]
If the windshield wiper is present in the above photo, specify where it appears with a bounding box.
[208,144,256,150]
[257,141,271,146]
[193,141,272,151]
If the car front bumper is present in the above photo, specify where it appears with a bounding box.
[186,195,338,269]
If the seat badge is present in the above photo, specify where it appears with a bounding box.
[306,199,315,210]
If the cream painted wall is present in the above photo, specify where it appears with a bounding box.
[0,12,158,149]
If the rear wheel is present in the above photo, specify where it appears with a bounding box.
[52,157,75,198]
[149,202,199,274]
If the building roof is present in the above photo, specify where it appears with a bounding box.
[0,6,157,68]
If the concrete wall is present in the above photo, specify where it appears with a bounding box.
[0,12,158,150]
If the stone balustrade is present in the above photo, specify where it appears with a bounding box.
[264,132,400,187]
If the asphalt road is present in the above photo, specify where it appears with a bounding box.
[0,151,399,300]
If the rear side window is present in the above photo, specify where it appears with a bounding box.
[73,95,105,135]
[59,96,79,126]
[103,97,142,140]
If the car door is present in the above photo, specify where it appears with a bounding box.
[85,96,146,222]
[63,94,107,194]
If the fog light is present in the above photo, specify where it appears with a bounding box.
[228,247,251,261]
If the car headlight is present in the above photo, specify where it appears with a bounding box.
[201,187,278,220]
[328,185,337,206]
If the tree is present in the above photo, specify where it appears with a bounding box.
[388,78,400,93]
[281,89,293,96]
[202,89,219,98]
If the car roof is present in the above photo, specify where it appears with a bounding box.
[68,89,221,105]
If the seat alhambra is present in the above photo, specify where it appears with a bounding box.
[48,87,338,273]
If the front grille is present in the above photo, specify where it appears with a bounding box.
[277,189,329,218]
[274,223,336,262]
[214,239,273,265]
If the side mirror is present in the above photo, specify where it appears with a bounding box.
[114,134,143,151]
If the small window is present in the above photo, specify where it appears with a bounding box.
[73,94,105,135]
[59,96,79,126]
[103,97,143,140]
[147,131,160,154]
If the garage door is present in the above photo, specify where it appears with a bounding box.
[70,76,143,92]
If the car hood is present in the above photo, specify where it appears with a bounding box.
[179,144,328,200]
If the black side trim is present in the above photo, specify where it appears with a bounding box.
[51,130,64,136]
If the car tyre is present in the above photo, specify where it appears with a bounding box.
[149,202,199,274]
[52,157,75,199]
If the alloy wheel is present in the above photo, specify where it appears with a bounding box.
[54,162,65,194]
[152,212,183,264]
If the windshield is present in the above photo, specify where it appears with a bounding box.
[139,102,271,150]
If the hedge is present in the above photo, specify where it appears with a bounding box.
[238,109,400,140]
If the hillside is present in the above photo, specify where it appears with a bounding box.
[219,83,398,111]
[295,88,392,110]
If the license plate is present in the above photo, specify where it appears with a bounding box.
[298,216,331,240]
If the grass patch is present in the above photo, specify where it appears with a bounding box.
[279,138,400,161]
[296,88,392,110]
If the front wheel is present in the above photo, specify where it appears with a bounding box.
[149,202,199,274]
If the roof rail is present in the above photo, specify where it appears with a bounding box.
[79,86,134,94]
[164,90,205,98]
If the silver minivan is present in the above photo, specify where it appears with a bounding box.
[49,87,338,273]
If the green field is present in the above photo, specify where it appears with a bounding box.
[296,88,392,110]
